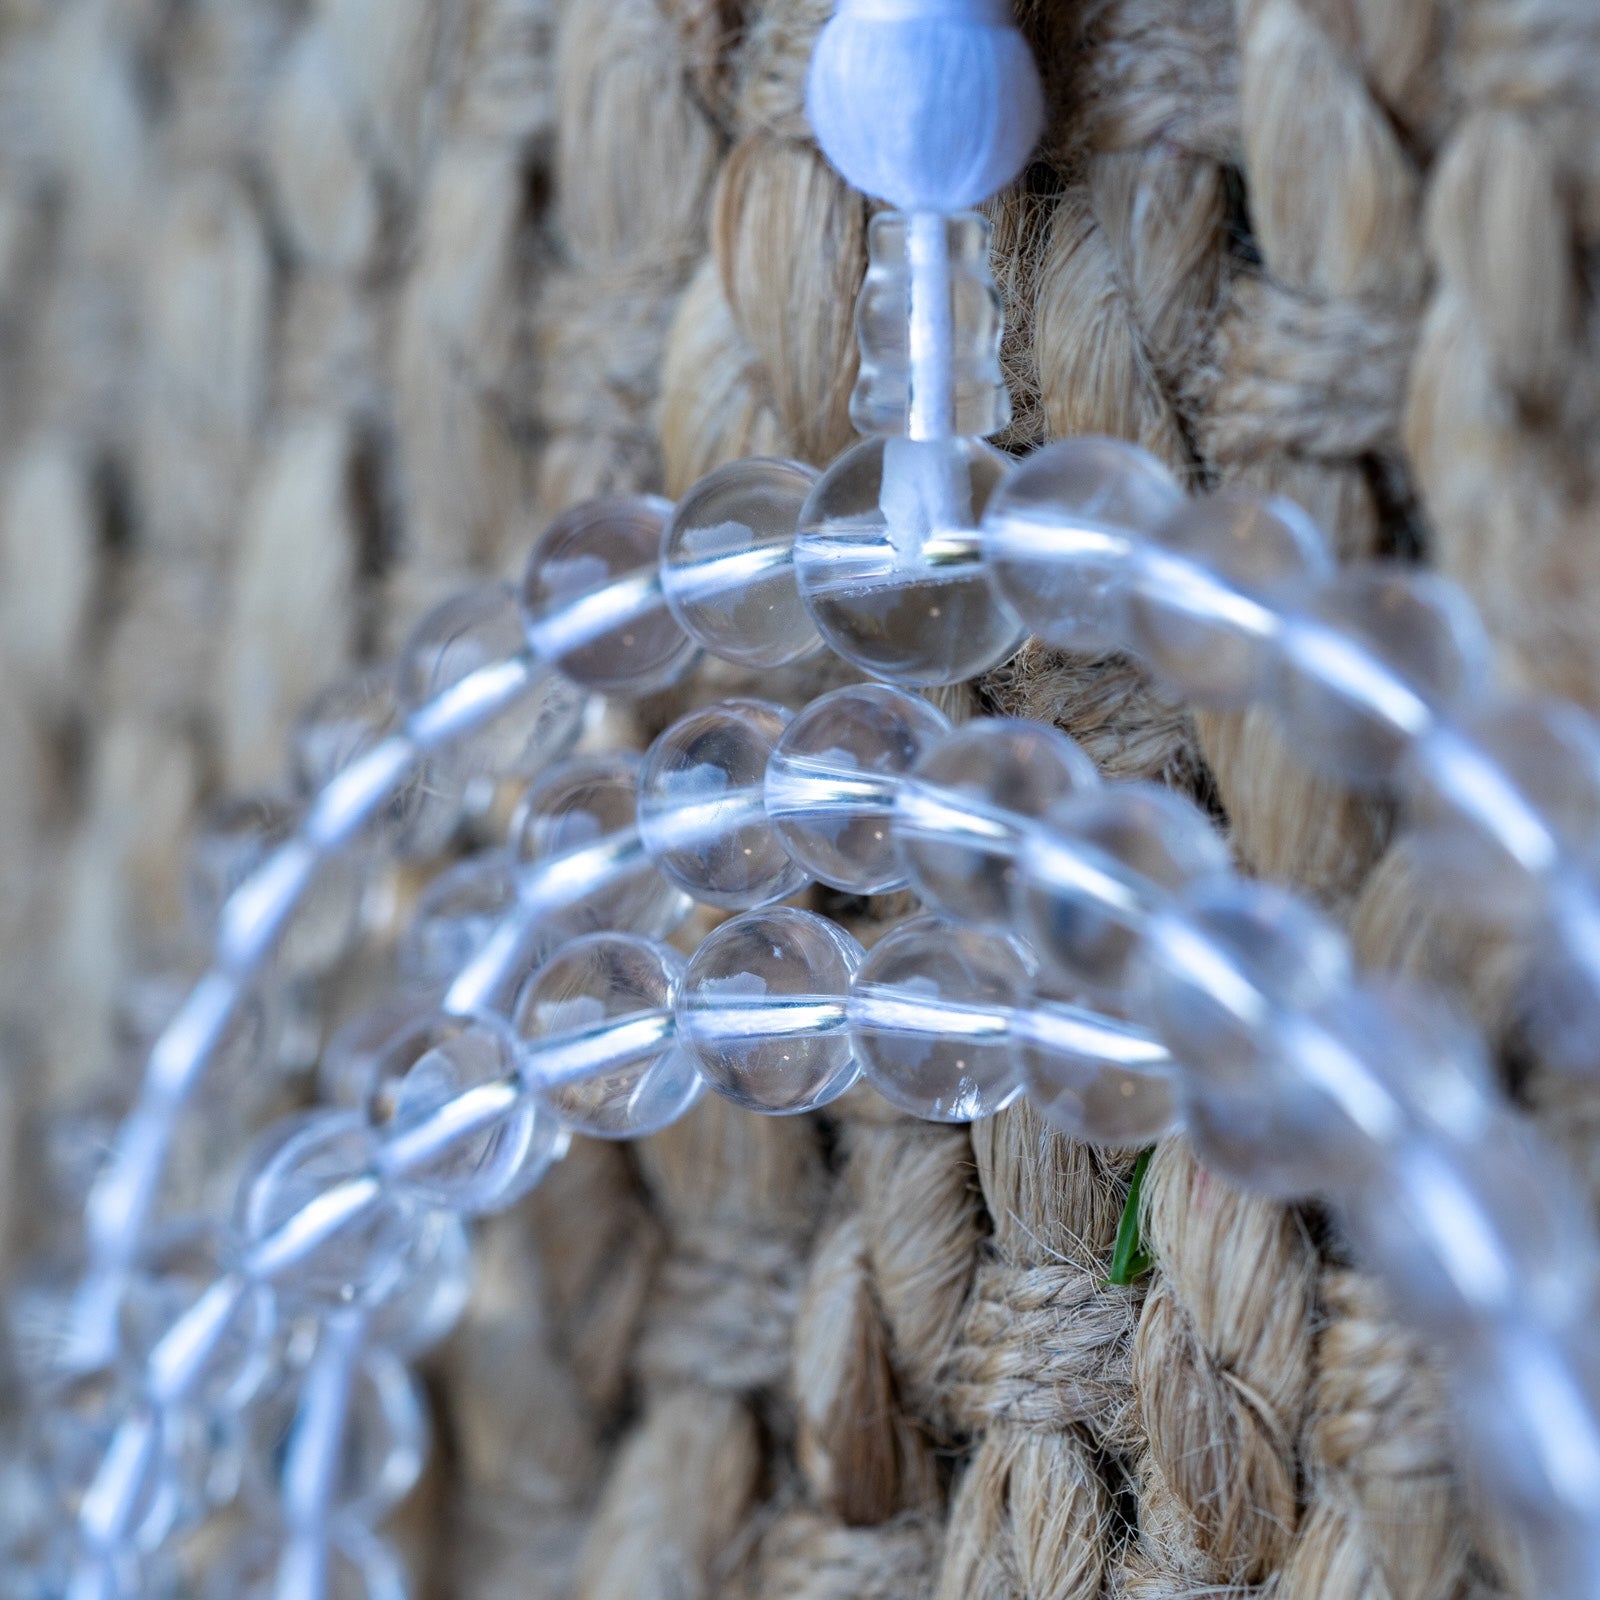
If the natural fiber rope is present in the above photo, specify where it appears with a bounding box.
[1,2,1597,1598]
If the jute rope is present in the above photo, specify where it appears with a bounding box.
[1,1,1597,1597]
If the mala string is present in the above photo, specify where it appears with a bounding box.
[8,5,1600,1600]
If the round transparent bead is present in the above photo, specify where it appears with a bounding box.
[1136,880,1352,1094]
[119,1224,278,1412]
[1015,782,1229,998]
[895,718,1098,928]
[1401,696,1600,928]
[637,699,810,909]
[205,1524,408,1600]
[1191,975,1499,1202]
[981,437,1185,654]
[514,933,705,1139]
[319,991,443,1114]
[1125,489,1333,706]
[34,1379,182,1554]
[292,667,462,859]
[660,457,823,668]
[1275,563,1492,787]
[189,792,364,980]
[1012,981,1177,1147]
[508,752,691,938]
[1342,1111,1599,1342]
[397,581,586,782]
[678,908,864,1115]
[792,435,1022,686]
[228,1111,413,1307]
[376,1010,562,1214]
[398,855,521,991]
[850,915,1031,1121]
[243,1340,426,1525]
[520,495,697,693]
[1444,1321,1600,1556]
[765,683,952,893]
[367,1207,473,1360]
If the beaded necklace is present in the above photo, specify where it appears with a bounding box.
[19,4,1600,1598]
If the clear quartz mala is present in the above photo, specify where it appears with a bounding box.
[18,4,1600,1598]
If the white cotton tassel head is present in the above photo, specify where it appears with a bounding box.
[806,0,1045,212]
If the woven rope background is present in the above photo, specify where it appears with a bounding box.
[0,0,1596,1596]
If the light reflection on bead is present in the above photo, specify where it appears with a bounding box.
[792,435,1022,686]
[765,683,951,892]
[1136,879,1352,1107]
[520,496,697,693]
[508,753,691,938]
[637,700,810,909]
[397,582,586,782]
[227,1112,412,1308]
[375,1012,561,1215]
[895,718,1097,928]
[397,855,521,992]
[678,908,863,1114]
[1014,782,1227,998]
[292,668,461,859]
[1401,697,1600,927]
[242,1340,426,1526]
[1275,564,1491,788]
[660,458,822,668]
[1011,981,1176,1147]
[981,436,1184,655]
[1343,1112,1599,1341]
[850,915,1031,1121]
[189,792,364,980]
[319,992,444,1116]
[513,934,705,1139]
[1125,489,1332,707]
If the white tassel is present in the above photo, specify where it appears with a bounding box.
[805,0,1044,212]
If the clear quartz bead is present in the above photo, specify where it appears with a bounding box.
[367,1207,472,1360]
[120,1224,278,1411]
[292,667,461,859]
[228,1111,413,1308]
[375,1011,562,1214]
[677,907,863,1114]
[851,212,1009,439]
[1275,564,1492,787]
[764,683,952,893]
[981,436,1185,654]
[1134,878,1418,1197]
[1343,1111,1599,1341]
[396,582,586,782]
[397,854,520,991]
[1014,781,1229,998]
[520,496,698,693]
[895,718,1098,928]
[189,792,364,980]
[637,699,810,909]
[792,435,1023,686]
[1125,489,1333,706]
[850,914,1031,1121]
[243,1339,426,1525]
[660,458,823,668]
[1401,696,1600,927]
[514,933,705,1139]
[508,752,690,938]
[319,992,444,1115]
[1011,981,1176,1147]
